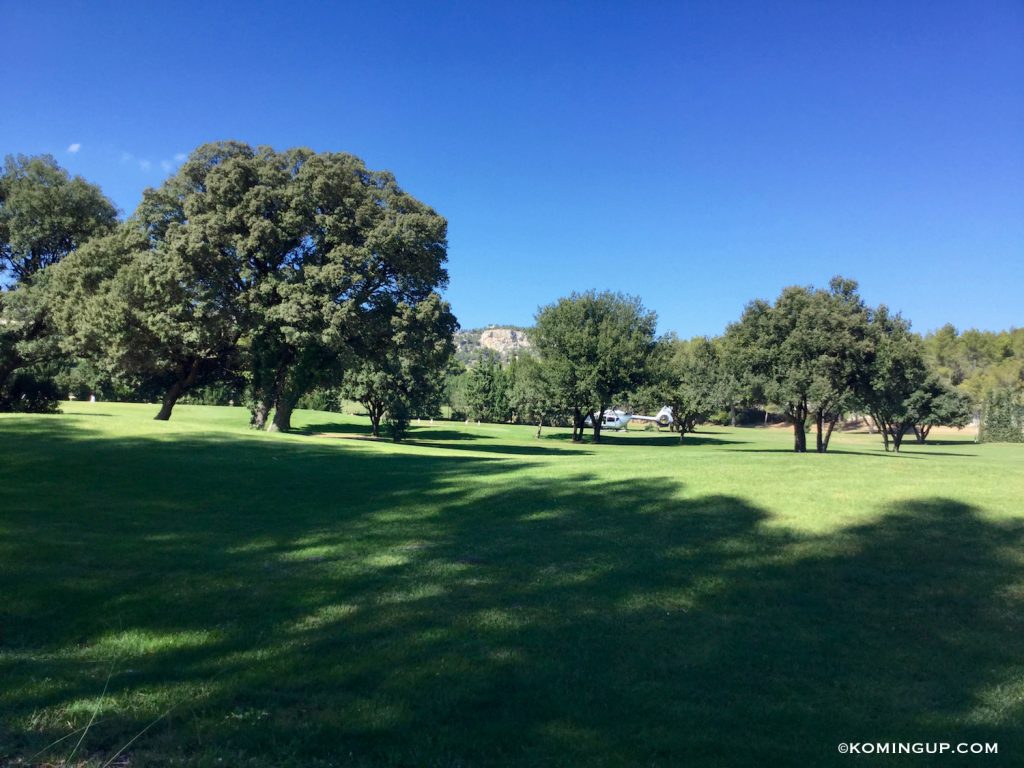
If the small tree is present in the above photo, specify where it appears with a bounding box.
[533,291,656,443]
[341,294,456,441]
[508,354,562,437]
[647,334,723,443]
[859,307,929,452]
[463,350,509,423]
[978,388,1024,443]
[908,375,974,442]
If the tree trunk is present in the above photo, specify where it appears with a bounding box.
[572,407,584,442]
[536,417,543,439]
[591,406,604,443]
[250,399,272,430]
[268,394,296,432]
[730,403,737,427]
[892,424,906,452]
[791,405,807,452]
[815,412,825,453]
[822,417,838,452]
[370,409,382,438]
[154,380,185,421]
[154,361,199,421]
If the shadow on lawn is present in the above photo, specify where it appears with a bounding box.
[405,439,592,457]
[539,429,745,448]
[296,422,494,443]
[733,447,979,459]
[1,418,1022,766]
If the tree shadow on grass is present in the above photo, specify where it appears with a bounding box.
[2,418,1022,766]
[537,430,745,448]
[405,439,592,457]
[598,432,747,448]
[731,447,978,459]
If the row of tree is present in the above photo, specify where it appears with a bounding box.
[0,147,457,439]
[452,282,987,452]
[2,150,1016,449]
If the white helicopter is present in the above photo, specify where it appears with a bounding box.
[584,406,673,431]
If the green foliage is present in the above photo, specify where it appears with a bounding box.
[645,334,724,441]
[47,221,240,420]
[507,353,562,435]
[297,388,343,413]
[724,277,870,452]
[46,142,451,428]
[0,154,117,283]
[907,374,974,442]
[858,307,929,452]
[923,324,1024,405]
[463,350,510,423]
[0,155,117,412]
[0,368,60,412]
[340,294,457,440]
[533,290,656,442]
[979,388,1024,443]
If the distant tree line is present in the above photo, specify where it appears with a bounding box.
[445,280,1018,450]
[0,146,456,440]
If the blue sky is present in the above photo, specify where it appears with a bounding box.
[4,0,1022,335]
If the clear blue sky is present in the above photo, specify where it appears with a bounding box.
[4,0,1022,335]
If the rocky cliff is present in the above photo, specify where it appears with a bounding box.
[455,326,532,363]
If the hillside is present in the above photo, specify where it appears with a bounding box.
[455,325,532,363]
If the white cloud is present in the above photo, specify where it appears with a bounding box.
[174,152,187,162]
[120,151,133,163]
[160,160,172,172]
[67,143,81,153]
[139,159,152,171]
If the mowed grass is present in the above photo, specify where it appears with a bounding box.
[2,403,1023,767]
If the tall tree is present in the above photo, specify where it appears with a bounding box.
[533,291,656,443]
[135,142,311,424]
[49,143,451,426]
[255,152,450,431]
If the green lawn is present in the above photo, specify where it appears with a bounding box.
[2,403,1023,766]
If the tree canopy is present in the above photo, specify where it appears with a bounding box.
[0,154,117,284]
[47,142,452,426]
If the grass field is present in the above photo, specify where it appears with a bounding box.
[2,402,1023,766]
